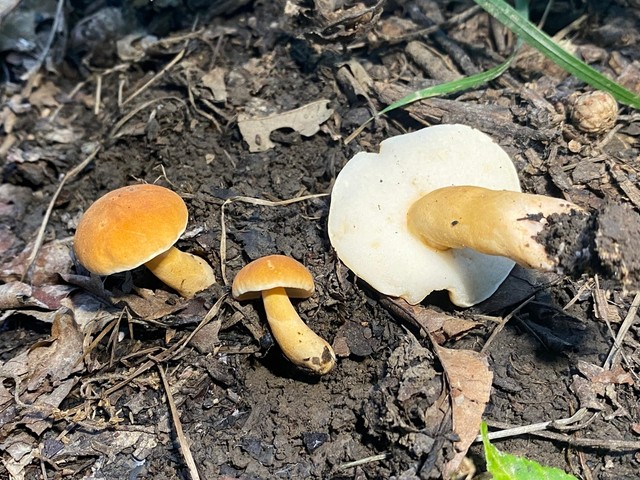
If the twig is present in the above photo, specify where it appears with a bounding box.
[108,96,188,140]
[22,144,102,282]
[481,295,535,353]
[219,193,329,285]
[102,295,225,396]
[157,364,201,480]
[20,0,65,89]
[121,47,186,106]
[475,408,591,442]
[338,453,389,470]
[602,291,640,371]
[481,418,640,452]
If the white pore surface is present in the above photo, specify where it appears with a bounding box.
[328,124,521,307]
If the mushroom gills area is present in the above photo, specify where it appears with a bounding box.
[144,246,216,298]
[407,186,580,270]
[327,124,522,307]
[261,287,335,374]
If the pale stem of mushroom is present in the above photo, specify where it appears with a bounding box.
[407,186,583,270]
[261,286,336,375]
[144,246,216,298]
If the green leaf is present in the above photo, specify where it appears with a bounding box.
[474,0,640,109]
[377,56,514,116]
[481,422,578,480]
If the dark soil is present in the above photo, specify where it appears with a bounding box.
[1,1,640,479]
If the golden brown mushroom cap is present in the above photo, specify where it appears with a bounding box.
[74,184,188,275]
[232,255,315,301]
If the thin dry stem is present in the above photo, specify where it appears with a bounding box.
[157,364,201,480]
[22,144,102,282]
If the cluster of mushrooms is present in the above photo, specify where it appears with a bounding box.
[73,124,587,375]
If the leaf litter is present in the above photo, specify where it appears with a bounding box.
[0,0,639,478]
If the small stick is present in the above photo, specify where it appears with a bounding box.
[481,295,534,353]
[157,364,201,480]
[338,453,389,470]
[22,144,101,282]
[480,418,640,452]
[475,408,591,442]
[602,291,640,371]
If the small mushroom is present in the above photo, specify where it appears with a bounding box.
[232,255,336,375]
[328,124,583,307]
[74,184,216,298]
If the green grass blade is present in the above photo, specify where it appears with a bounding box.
[474,0,640,109]
[343,56,515,143]
[377,55,513,116]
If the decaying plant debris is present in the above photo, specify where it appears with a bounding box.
[1,0,640,479]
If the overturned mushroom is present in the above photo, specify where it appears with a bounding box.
[328,124,587,307]
[74,184,216,298]
[232,255,336,375]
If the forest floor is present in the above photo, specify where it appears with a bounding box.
[1,0,640,479]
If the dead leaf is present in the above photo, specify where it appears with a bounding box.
[0,310,84,439]
[111,287,186,320]
[436,345,493,478]
[200,67,227,103]
[26,309,84,391]
[59,428,157,459]
[380,298,478,344]
[116,33,158,62]
[237,99,333,152]
[0,238,74,286]
[1,106,17,134]
[60,291,117,332]
[28,81,60,108]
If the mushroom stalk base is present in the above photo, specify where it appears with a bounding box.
[261,287,336,375]
[145,246,216,298]
[407,186,582,270]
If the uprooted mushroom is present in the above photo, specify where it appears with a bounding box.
[328,124,639,307]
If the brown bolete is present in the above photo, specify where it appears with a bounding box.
[232,254,336,375]
[74,184,216,298]
[328,124,585,307]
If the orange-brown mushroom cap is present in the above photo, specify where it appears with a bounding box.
[232,255,315,301]
[74,184,188,275]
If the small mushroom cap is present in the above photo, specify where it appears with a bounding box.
[328,124,521,307]
[74,184,188,275]
[232,255,315,301]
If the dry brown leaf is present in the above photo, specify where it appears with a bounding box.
[0,310,84,438]
[237,99,333,152]
[436,345,493,478]
[200,67,227,103]
[60,428,157,459]
[61,291,118,332]
[0,239,74,286]
[116,33,158,62]
[111,287,186,320]
[28,81,60,108]
[26,309,84,391]
[381,298,478,344]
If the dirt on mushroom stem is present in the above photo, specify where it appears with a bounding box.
[540,201,640,290]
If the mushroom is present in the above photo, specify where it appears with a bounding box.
[328,124,584,307]
[74,184,216,298]
[232,255,336,375]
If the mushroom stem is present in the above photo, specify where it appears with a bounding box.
[407,186,584,270]
[261,286,336,375]
[145,246,216,298]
